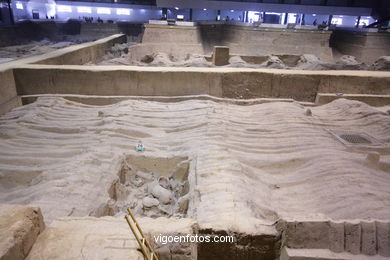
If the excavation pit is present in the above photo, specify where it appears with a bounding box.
[94,155,192,219]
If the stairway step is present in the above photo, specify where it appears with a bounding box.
[280,247,389,260]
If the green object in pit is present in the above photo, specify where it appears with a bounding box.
[136,143,145,152]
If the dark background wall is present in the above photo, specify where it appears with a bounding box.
[0,20,143,47]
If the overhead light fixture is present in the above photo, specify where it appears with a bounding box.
[174,7,179,10]
[203,8,207,11]
[230,10,234,12]
[97,7,111,14]
[312,14,316,16]
[77,6,92,14]
[117,8,130,15]
[16,2,23,9]
[57,5,72,13]
[287,13,298,23]
[331,17,343,25]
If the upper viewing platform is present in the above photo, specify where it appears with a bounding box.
[0,0,389,31]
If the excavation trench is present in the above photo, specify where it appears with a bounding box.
[90,154,282,259]
[92,155,192,218]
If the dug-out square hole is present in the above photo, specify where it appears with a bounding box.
[93,155,192,218]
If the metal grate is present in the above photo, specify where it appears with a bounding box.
[328,129,384,147]
[339,134,372,144]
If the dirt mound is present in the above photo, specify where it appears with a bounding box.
[94,44,390,71]
[294,54,367,70]
[262,55,287,69]
[134,52,211,67]
[0,39,78,63]
[372,56,390,71]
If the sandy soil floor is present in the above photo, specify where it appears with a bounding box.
[0,39,81,64]
[0,97,389,231]
[93,43,390,71]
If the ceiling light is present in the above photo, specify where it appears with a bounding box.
[57,5,72,13]
[16,2,23,9]
[117,8,130,15]
[97,7,111,14]
[77,6,92,14]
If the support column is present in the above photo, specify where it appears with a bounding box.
[162,8,167,20]
[216,10,220,21]
[6,0,14,25]
[356,16,361,28]
[189,8,193,21]
[328,15,333,26]
[284,12,288,24]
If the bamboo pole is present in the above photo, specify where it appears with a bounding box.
[125,208,159,260]
[125,215,149,259]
